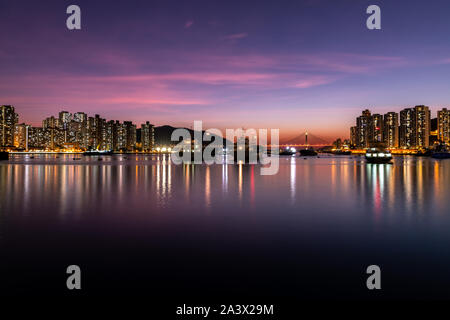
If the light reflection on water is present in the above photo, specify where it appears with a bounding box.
[0,154,449,228]
[2,154,450,298]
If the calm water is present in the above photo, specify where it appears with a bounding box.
[1,154,450,299]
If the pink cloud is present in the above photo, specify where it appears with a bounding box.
[439,58,450,64]
[184,20,194,28]
[87,72,274,85]
[99,97,208,106]
[0,49,413,131]
[292,75,337,89]
[223,33,248,40]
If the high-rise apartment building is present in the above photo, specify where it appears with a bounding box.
[141,121,154,152]
[350,126,357,147]
[437,108,450,144]
[93,114,106,150]
[415,105,431,148]
[14,123,29,150]
[399,108,416,148]
[73,112,87,123]
[59,111,72,128]
[28,127,47,149]
[399,105,431,148]
[123,121,136,151]
[383,112,399,148]
[354,109,384,148]
[1,105,18,147]
[105,120,116,151]
[116,121,126,151]
[356,109,372,148]
[371,113,383,143]
[72,112,88,148]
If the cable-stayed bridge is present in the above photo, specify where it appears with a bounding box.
[279,131,332,147]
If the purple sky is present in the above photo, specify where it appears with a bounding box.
[1,0,450,141]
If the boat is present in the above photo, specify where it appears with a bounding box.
[299,149,318,156]
[332,150,352,156]
[365,146,392,164]
[279,147,296,156]
[0,151,9,161]
[83,150,113,156]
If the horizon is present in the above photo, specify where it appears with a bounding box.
[2,0,450,141]
[3,104,447,144]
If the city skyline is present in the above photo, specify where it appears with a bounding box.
[2,103,450,151]
[2,1,450,139]
[1,105,155,151]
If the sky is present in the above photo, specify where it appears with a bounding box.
[1,0,450,142]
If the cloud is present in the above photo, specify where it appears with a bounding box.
[0,49,412,129]
[99,97,208,106]
[439,58,450,64]
[223,33,248,40]
[292,75,337,89]
[88,72,274,86]
[184,20,194,29]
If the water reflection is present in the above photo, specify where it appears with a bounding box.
[0,155,449,228]
[205,166,211,209]
[290,156,296,205]
[222,163,228,194]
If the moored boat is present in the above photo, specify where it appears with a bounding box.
[332,150,352,156]
[365,147,392,164]
[83,150,113,156]
[299,148,318,156]
[279,147,296,156]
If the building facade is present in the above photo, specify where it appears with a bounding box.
[1,105,18,148]
[123,121,137,151]
[437,108,450,144]
[355,109,372,148]
[383,112,399,148]
[399,108,416,149]
[354,109,385,148]
[415,105,431,148]
[141,121,154,152]
[350,126,357,147]
[399,105,430,149]
[371,113,384,143]
[14,123,29,150]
